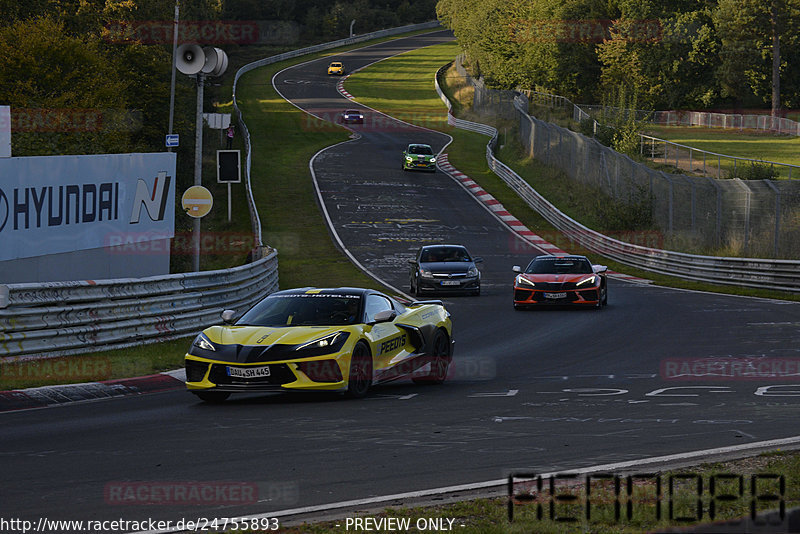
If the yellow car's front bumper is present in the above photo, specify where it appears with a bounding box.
[185,353,351,393]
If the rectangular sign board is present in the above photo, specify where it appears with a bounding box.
[165,133,179,147]
[217,150,241,183]
[0,152,176,262]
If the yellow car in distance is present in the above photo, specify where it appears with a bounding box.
[327,61,345,75]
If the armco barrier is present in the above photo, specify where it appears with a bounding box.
[232,21,441,253]
[434,64,800,292]
[0,252,279,359]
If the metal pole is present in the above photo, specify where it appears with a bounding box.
[228,182,232,223]
[167,0,179,153]
[193,73,204,272]
[764,180,781,256]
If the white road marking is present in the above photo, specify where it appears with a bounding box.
[470,389,518,398]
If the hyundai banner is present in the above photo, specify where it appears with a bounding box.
[0,152,176,261]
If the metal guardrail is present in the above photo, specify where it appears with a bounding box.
[0,252,279,359]
[232,21,442,256]
[435,66,800,292]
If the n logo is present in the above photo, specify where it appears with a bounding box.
[130,172,171,223]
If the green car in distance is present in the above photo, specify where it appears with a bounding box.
[402,143,437,172]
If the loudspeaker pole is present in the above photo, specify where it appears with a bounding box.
[167,0,179,153]
[192,72,204,272]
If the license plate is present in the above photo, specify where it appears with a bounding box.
[544,292,567,299]
[227,365,270,378]
[441,280,460,286]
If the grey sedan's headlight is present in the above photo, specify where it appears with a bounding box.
[420,268,434,279]
[576,275,597,287]
[192,333,215,352]
[467,266,478,277]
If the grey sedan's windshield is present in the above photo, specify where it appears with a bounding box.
[420,247,471,263]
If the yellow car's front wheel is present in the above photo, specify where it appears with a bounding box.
[346,342,373,398]
[412,330,451,385]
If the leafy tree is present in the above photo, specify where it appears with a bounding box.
[597,2,720,109]
[713,0,800,112]
[0,17,132,155]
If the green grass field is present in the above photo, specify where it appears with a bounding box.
[642,124,800,179]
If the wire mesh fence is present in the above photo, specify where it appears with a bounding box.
[461,65,800,258]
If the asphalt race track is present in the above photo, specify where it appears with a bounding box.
[3,30,800,528]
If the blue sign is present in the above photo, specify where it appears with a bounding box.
[165,134,179,148]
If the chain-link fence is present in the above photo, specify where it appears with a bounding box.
[456,60,800,258]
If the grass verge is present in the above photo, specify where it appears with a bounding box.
[0,29,441,391]
[344,44,800,303]
[279,450,800,533]
[643,124,800,178]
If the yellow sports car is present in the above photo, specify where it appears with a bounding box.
[185,287,454,402]
[327,61,345,75]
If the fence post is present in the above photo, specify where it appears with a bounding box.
[660,172,674,234]
[764,179,781,256]
[675,142,679,168]
[704,177,722,247]
[733,178,752,253]
[682,175,696,232]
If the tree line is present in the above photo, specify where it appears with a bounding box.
[437,0,800,113]
[0,0,436,157]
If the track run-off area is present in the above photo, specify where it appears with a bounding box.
[3,30,800,529]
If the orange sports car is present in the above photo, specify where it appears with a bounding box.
[512,254,607,309]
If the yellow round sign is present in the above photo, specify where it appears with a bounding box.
[182,186,213,218]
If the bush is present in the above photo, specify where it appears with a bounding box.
[578,117,596,137]
[594,124,616,146]
[728,161,780,180]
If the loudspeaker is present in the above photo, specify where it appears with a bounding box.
[201,47,229,77]
[176,44,204,75]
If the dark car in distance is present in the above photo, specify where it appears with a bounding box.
[408,244,482,297]
[340,109,364,124]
